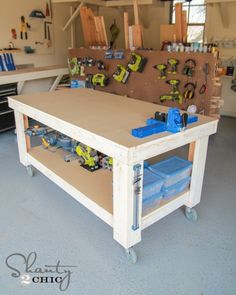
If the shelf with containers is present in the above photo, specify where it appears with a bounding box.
[8,88,218,263]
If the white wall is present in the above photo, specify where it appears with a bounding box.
[0,0,71,67]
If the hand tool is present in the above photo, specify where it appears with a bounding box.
[199,63,210,95]
[167,58,179,74]
[92,74,109,87]
[166,79,180,94]
[160,94,183,104]
[153,64,167,79]
[20,16,30,40]
[127,52,147,73]
[113,64,130,83]
[75,143,100,172]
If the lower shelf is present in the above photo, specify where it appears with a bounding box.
[141,191,190,230]
[28,146,113,226]
[27,147,190,231]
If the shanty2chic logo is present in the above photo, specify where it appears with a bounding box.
[5,252,77,291]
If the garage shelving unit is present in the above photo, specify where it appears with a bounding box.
[8,88,218,263]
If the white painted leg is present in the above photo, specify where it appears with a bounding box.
[17,81,25,94]
[186,136,209,207]
[113,160,143,249]
[14,111,29,166]
[49,75,63,91]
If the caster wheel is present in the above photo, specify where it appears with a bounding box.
[185,207,198,222]
[26,165,34,177]
[125,247,137,264]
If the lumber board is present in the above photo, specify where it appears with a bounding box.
[133,0,140,25]
[132,24,143,48]
[182,10,187,43]
[175,3,183,42]
[160,24,176,43]
[124,12,129,49]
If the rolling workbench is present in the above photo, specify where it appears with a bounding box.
[8,88,218,263]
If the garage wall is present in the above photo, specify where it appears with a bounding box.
[205,2,236,117]
[0,0,71,67]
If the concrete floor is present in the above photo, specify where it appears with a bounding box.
[0,117,235,295]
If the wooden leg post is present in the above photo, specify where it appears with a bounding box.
[14,111,30,166]
[187,136,209,207]
[113,159,143,249]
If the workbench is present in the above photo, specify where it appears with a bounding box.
[0,65,68,94]
[8,88,218,263]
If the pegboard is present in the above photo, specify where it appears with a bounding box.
[69,48,218,115]
[0,0,54,55]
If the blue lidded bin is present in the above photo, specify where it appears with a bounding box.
[162,176,191,200]
[142,191,163,216]
[148,156,192,188]
[143,168,164,201]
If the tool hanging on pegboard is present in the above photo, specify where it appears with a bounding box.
[20,16,31,40]
[44,21,52,47]
[199,63,210,95]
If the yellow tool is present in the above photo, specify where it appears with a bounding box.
[75,144,100,172]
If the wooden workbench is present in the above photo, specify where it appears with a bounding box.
[0,65,68,93]
[8,88,218,262]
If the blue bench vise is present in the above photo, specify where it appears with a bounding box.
[131,108,198,138]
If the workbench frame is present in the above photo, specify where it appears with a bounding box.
[8,91,218,261]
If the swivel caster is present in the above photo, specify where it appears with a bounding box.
[26,165,34,177]
[185,207,198,222]
[125,247,137,264]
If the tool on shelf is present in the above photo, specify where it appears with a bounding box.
[167,58,179,74]
[131,107,198,138]
[112,64,130,83]
[75,143,100,172]
[183,82,196,100]
[182,59,196,77]
[127,52,147,73]
[100,155,113,171]
[153,64,167,79]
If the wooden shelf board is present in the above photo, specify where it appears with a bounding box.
[28,146,113,214]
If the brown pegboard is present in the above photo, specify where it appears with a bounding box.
[69,48,217,115]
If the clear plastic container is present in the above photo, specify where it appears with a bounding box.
[148,156,192,188]
[162,176,191,200]
[143,168,164,201]
[142,191,163,216]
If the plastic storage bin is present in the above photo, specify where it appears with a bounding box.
[142,191,163,216]
[162,176,191,200]
[143,168,164,200]
[148,156,192,188]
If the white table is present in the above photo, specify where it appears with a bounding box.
[8,88,218,263]
[0,65,68,94]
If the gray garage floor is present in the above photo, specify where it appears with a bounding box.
[0,117,235,295]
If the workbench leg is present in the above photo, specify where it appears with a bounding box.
[187,136,209,207]
[49,75,63,91]
[14,111,30,166]
[113,160,143,251]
